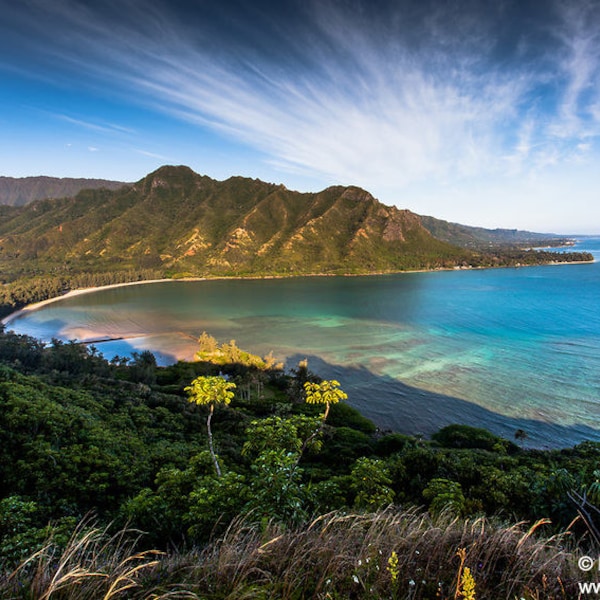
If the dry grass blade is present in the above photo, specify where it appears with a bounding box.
[40,569,107,600]
[517,518,552,550]
[102,552,161,600]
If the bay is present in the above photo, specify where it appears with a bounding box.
[6,238,600,448]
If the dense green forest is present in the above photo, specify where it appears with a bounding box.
[0,327,599,598]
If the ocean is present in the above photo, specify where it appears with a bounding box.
[6,238,600,448]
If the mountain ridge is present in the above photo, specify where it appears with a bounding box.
[418,214,571,249]
[0,175,129,207]
[0,165,473,276]
[0,166,572,248]
[0,165,593,318]
[0,165,591,284]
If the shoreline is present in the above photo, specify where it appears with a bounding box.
[2,257,595,325]
[1,278,187,325]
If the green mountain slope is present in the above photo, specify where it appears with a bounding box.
[0,165,475,277]
[419,215,571,249]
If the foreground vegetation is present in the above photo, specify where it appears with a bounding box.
[1,510,587,599]
[1,328,600,597]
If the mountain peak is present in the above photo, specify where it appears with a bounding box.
[146,165,197,178]
[135,165,210,195]
[141,165,200,184]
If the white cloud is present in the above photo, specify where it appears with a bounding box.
[4,0,600,229]
[107,6,534,196]
[5,2,530,184]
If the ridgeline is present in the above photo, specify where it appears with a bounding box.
[0,165,593,317]
[0,175,128,207]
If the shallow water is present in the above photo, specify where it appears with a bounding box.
[7,238,600,447]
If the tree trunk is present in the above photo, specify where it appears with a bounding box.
[207,404,221,477]
[296,402,330,470]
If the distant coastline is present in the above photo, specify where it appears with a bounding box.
[2,255,595,327]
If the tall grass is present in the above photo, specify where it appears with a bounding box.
[181,509,581,599]
[1,509,588,599]
[2,521,171,600]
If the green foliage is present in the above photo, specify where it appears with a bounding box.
[0,496,77,567]
[0,270,162,318]
[186,470,249,540]
[326,401,377,434]
[185,375,237,477]
[320,427,374,468]
[423,478,466,516]
[307,477,348,513]
[196,332,283,370]
[240,414,331,524]
[185,375,236,408]
[586,470,600,506]
[0,496,39,566]
[0,333,203,524]
[3,324,600,564]
[128,350,157,384]
[531,467,578,524]
[242,415,322,457]
[374,433,416,456]
[432,424,517,453]
[350,457,395,510]
[122,452,219,545]
[304,379,348,417]
[246,450,309,525]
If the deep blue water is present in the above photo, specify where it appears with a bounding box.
[6,238,600,448]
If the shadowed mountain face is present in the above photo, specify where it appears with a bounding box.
[0,165,474,276]
[0,175,128,206]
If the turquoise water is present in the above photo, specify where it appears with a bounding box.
[6,239,600,447]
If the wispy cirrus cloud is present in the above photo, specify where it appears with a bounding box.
[53,114,136,135]
[3,0,600,225]
[98,0,529,190]
[135,148,170,161]
[550,0,600,139]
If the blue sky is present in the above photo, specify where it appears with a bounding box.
[1,0,599,233]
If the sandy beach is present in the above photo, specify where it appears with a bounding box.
[0,278,199,326]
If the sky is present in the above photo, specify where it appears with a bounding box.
[1,0,599,233]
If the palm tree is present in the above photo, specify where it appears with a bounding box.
[185,375,236,477]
